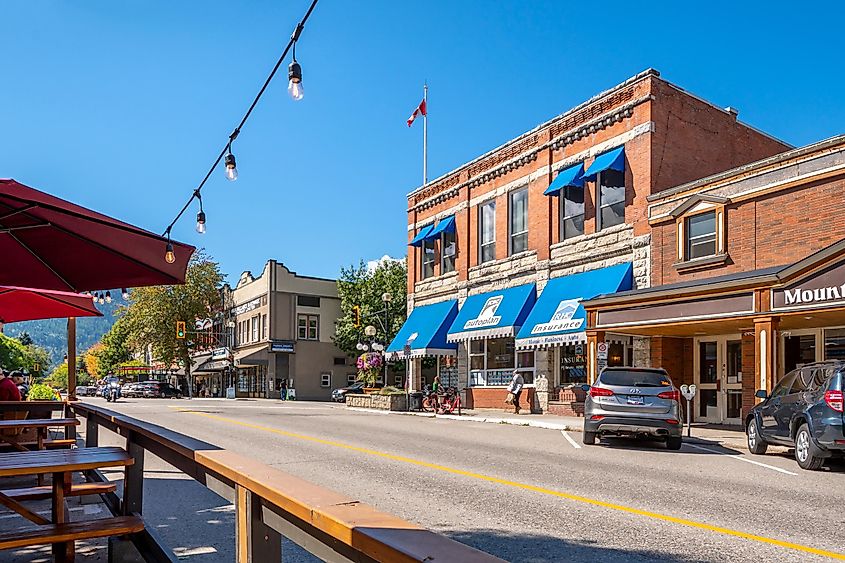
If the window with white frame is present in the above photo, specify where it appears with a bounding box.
[421,238,436,279]
[479,201,496,263]
[468,338,534,386]
[597,170,625,230]
[251,316,258,341]
[320,373,331,388]
[441,230,456,273]
[297,314,319,340]
[685,211,717,259]
[509,188,528,254]
[262,314,268,339]
[560,184,585,240]
[347,374,356,385]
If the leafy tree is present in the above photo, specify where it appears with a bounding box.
[83,343,103,378]
[121,252,223,396]
[45,360,91,388]
[17,332,33,346]
[333,260,407,358]
[96,317,133,375]
[0,332,50,374]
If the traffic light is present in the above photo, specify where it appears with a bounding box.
[176,321,186,339]
[352,306,361,328]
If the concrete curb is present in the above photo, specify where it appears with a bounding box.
[344,406,579,431]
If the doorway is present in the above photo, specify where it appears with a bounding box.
[694,336,743,425]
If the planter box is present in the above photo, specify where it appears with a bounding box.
[346,393,408,411]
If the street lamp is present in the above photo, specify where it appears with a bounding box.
[381,292,392,384]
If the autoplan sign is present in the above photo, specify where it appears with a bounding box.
[773,262,845,310]
[464,295,503,329]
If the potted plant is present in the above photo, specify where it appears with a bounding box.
[27,383,60,420]
[356,353,383,393]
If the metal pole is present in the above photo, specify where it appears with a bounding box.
[67,317,77,401]
[686,398,691,437]
[423,82,428,185]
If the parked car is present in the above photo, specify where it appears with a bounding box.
[331,382,366,402]
[76,385,97,396]
[746,361,845,470]
[121,383,142,398]
[141,381,183,399]
[583,367,683,449]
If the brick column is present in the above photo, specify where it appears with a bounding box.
[754,317,779,401]
[586,330,605,384]
[408,358,423,393]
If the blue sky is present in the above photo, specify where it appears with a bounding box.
[4,1,843,282]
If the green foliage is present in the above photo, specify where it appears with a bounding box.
[0,332,50,374]
[121,252,223,376]
[375,386,405,396]
[45,361,91,388]
[333,260,407,358]
[93,317,133,376]
[27,383,58,401]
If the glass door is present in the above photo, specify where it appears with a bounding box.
[694,336,744,425]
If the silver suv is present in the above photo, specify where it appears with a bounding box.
[583,367,683,449]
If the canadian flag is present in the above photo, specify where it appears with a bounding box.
[407,99,427,127]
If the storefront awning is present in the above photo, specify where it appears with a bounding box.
[515,263,633,349]
[447,283,536,342]
[386,300,459,359]
[583,146,625,180]
[543,163,584,196]
[425,215,456,239]
[409,224,434,247]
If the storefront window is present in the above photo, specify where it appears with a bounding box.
[699,341,718,383]
[784,334,816,373]
[699,388,718,418]
[559,343,587,384]
[469,338,534,386]
[598,170,625,230]
[440,356,458,388]
[824,329,845,360]
[607,343,625,367]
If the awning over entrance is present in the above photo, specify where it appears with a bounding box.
[583,146,625,180]
[516,263,633,349]
[386,300,458,359]
[447,283,536,342]
[234,345,269,366]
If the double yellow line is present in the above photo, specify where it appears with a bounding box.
[182,409,845,560]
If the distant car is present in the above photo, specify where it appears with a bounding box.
[121,383,142,398]
[76,385,97,397]
[141,381,182,399]
[331,382,365,402]
[583,367,683,450]
[746,361,845,470]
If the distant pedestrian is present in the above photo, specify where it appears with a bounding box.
[280,378,288,401]
[432,375,441,393]
[12,372,28,400]
[507,370,524,414]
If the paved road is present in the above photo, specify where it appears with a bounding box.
[88,397,845,563]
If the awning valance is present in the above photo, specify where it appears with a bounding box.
[543,163,585,196]
[409,224,434,247]
[583,146,625,181]
[447,283,536,342]
[515,263,633,349]
[386,300,458,359]
[425,215,456,239]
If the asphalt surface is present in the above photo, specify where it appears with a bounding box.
[72,398,845,563]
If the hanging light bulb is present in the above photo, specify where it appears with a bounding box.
[121,288,130,300]
[196,210,206,234]
[98,293,105,305]
[224,152,238,181]
[165,241,176,264]
[90,292,97,303]
[288,60,303,101]
[105,291,112,304]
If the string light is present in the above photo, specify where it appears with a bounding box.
[105,291,112,304]
[121,288,130,300]
[158,0,318,259]
[98,293,105,305]
[195,192,207,234]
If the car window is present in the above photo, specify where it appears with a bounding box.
[598,370,671,387]
[807,368,834,392]
[791,369,810,393]
[771,372,798,399]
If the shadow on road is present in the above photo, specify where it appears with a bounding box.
[594,436,745,455]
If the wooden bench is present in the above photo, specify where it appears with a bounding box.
[0,482,116,502]
[0,515,144,551]
[0,438,76,451]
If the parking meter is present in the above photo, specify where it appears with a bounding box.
[680,384,697,437]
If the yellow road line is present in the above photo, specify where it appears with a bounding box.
[182,409,844,560]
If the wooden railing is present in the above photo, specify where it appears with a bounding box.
[69,402,503,563]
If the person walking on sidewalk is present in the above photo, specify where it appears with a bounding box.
[508,370,524,414]
[279,378,288,401]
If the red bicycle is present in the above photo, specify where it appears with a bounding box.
[422,387,440,412]
[438,387,462,415]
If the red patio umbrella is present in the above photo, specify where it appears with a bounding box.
[0,179,194,292]
[0,286,102,323]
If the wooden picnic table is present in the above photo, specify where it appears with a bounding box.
[0,446,135,562]
[0,418,80,452]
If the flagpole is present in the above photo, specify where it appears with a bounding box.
[423,82,428,185]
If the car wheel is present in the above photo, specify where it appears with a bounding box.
[583,431,596,445]
[795,424,824,470]
[176,393,183,399]
[746,418,768,454]
[666,436,682,450]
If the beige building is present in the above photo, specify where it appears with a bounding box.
[226,260,350,400]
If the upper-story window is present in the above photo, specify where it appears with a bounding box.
[509,188,528,254]
[597,170,625,230]
[441,230,456,273]
[479,201,496,263]
[251,315,259,341]
[686,211,717,259]
[298,314,319,340]
[560,184,585,240]
[421,238,436,279]
[262,314,268,339]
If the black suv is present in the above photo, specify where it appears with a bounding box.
[746,361,845,470]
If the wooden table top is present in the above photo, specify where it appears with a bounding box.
[0,447,132,478]
[0,418,79,429]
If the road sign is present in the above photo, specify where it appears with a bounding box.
[403,343,411,358]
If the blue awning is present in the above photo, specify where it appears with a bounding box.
[447,283,536,342]
[386,300,458,359]
[515,263,633,349]
[543,163,585,196]
[425,215,456,239]
[408,224,434,247]
[583,146,625,180]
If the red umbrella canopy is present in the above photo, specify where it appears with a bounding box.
[0,286,102,323]
[0,179,195,292]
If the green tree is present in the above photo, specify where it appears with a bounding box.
[0,332,51,374]
[94,317,133,376]
[121,252,223,396]
[333,260,407,358]
[45,360,91,388]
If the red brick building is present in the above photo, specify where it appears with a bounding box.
[392,69,789,413]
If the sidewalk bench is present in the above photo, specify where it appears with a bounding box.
[0,515,144,551]
[0,482,116,502]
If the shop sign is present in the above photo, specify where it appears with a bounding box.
[463,295,503,329]
[773,262,845,310]
[211,347,230,360]
[531,299,584,334]
[232,297,261,316]
[270,340,295,353]
[516,331,586,348]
